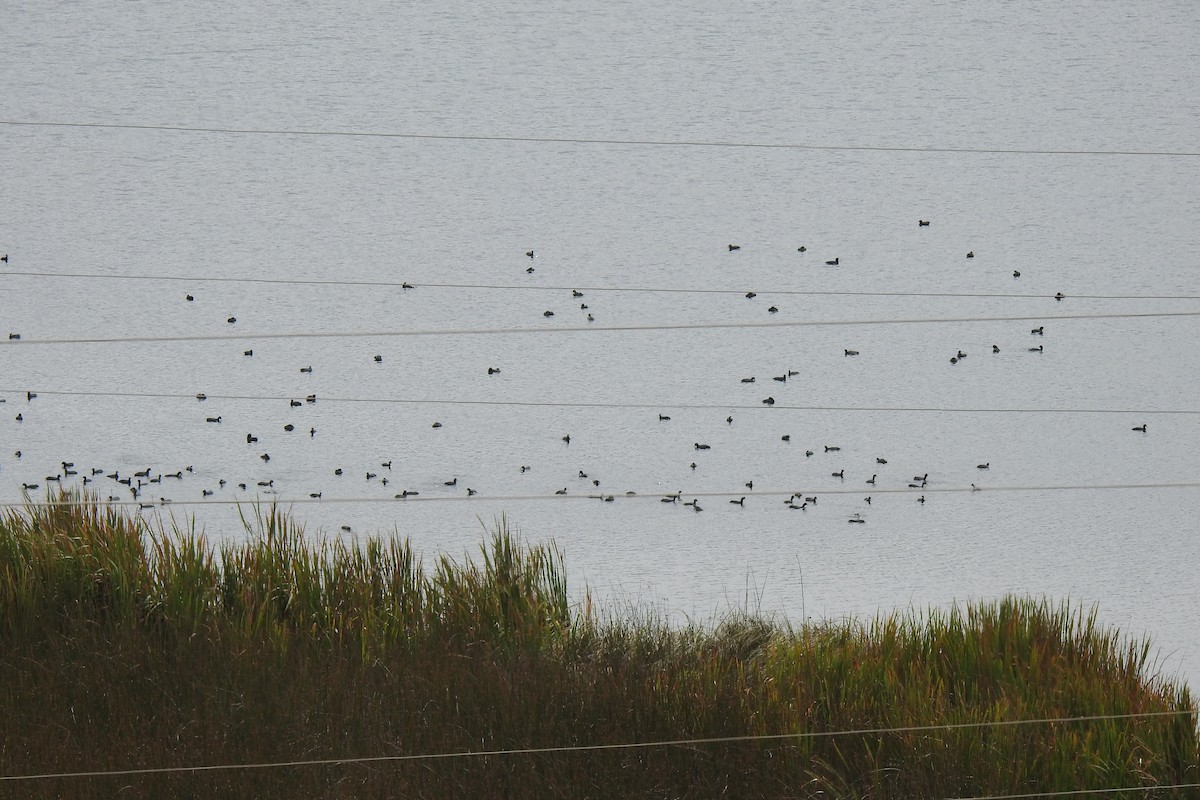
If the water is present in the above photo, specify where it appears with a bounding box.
[2,0,1199,688]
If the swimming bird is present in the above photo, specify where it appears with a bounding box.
[260,453,270,462]
[555,488,567,495]
[444,478,457,486]
[844,349,859,356]
[543,310,554,317]
[746,292,756,299]
[825,446,840,452]
[1132,424,1147,432]
[950,357,958,364]
[864,496,871,504]
[227,317,236,324]
[432,422,442,428]
[993,345,1000,353]
[196,393,207,401]
[520,466,530,473]
[825,257,839,266]
[977,463,989,470]
[8,333,19,340]
[334,469,343,475]
[300,366,312,373]
[202,489,213,496]
[797,246,807,252]
[186,294,194,301]
[877,458,887,464]
[966,251,974,258]
[309,492,322,498]
[284,424,294,432]
[745,481,754,489]
[804,497,817,504]
[579,471,588,478]
[402,283,414,289]
[866,474,876,485]
[690,462,697,470]
[741,377,755,383]
[1055,292,1065,301]
[206,416,222,423]
[659,414,671,421]
[918,220,930,226]
[806,450,813,457]
[1031,326,1043,335]
[832,470,844,478]
[467,488,477,496]
[488,367,501,374]
[768,306,778,313]
[971,484,981,492]
[774,375,787,382]
[310,427,316,437]
[290,400,301,407]
[762,397,774,405]
[247,434,258,443]
[374,355,383,362]
[526,251,535,258]
[1013,271,1021,278]
[306,395,316,404]
[848,515,866,524]
[728,244,740,251]
[918,495,925,504]
[562,434,570,444]
[1028,345,1043,352]
[572,290,583,297]
[587,314,594,321]
[730,497,745,506]
[781,435,790,442]
[366,472,377,480]
[727,416,733,424]
[914,473,927,482]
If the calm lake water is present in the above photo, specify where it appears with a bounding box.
[3,1,1199,689]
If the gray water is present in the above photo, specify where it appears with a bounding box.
[3,0,1199,688]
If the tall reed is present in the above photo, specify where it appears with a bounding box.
[0,493,1195,798]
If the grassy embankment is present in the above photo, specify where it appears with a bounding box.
[1,493,1196,798]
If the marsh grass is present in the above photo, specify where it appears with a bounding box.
[1,492,1196,798]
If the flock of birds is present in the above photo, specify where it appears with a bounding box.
[2,229,1150,530]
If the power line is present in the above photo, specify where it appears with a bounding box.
[946,785,1200,800]
[4,310,1199,346]
[7,270,1200,303]
[4,389,1198,416]
[0,710,1191,783]
[8,482,1200,510]
[2,118,1197,157]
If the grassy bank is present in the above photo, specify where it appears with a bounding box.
[1,494,1196,798]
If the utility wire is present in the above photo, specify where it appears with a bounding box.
[945,785,1200,800]
[6,270,1200,302]
[8,482,1200,510]
[2,119,1197,157]
[0,710,1192,783]
[3,389,1198,417]
[4,310,1200,346]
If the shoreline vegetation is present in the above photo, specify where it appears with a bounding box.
[1,494,1196,798]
